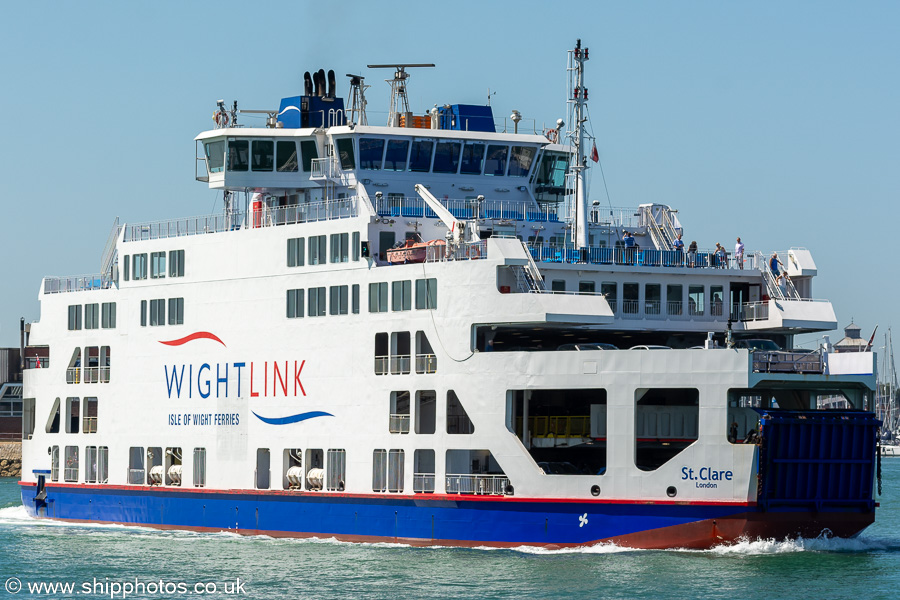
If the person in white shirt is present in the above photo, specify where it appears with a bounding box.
[734,237,745,270]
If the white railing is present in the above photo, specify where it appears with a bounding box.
[374,355,389,375]
[374,196,560,223]
[390,355,411,375]
[666,301,683,316]
[66,368,80,384]
[445,474,511,495]
[389,414,410,434]
[413,473,436,493]
[128,469,145,485]
[43,274,113,295]
[423,239,487,263]
[415,354,437,374]
[738,301,770,321]
[83,417,97,434]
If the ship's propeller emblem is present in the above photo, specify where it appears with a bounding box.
[579,513,588,527]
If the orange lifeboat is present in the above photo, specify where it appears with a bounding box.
[386,238,446,264]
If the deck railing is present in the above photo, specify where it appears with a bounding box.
[42,274,113,295]
[389,414,410,434]
[528,245,760,271]
[445,474,511,495]
[752,350,825,374]
[413,473,436,493]
[415,354,437,374]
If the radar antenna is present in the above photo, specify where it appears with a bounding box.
[367,63,435,127]
[346,74,370,126]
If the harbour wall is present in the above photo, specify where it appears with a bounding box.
[0,441,21,478]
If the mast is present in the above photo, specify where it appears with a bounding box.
[566,40,590,248]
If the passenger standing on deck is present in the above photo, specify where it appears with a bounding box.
[623,231,636,264]
[673,234,685,266]
[734,237,745,269]
[715,243,727,268]
[770,252,783,277]
[687,240,698,267]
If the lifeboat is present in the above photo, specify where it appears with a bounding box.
[386,237,446,264]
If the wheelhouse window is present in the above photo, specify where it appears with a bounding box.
[150,252,166,279]
[227,139,249,171]
[204,140,225,174]
[300,140,318,172]
[433,141,461,174]
[251,140,274,171]
[409,140,433,172]
[336,138,355,170]
[508,146,536,177]
[460,143,485,175]
[359,138,385,170]
[384,139,409,171]
[276,140,298,172]
[484,145,508,176]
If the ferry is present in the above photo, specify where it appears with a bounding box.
[17,41,881,549]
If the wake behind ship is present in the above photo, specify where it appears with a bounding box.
[18,41,880,548]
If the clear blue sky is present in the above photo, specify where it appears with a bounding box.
[0,1,897,349]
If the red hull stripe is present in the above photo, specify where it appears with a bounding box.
[159,331,226,347]
[17,481,754,507]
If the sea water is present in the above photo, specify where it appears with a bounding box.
[1,462,899,600]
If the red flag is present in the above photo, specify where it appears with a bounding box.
[590,142,599,163]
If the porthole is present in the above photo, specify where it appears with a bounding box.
[666,486,677,498]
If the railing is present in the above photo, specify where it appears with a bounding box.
[375,196,560,223]
[390,355,411,375]
[50,466,59,481]
[752,351,825,374]
[43,274,113,295]
[445,474,511,495]
[84,367,99,384]
[24,357,48,369]
[666,301,683,316]
[100,367,110,383]
[526,415,591,438]
[528,245,746,270]
[64,467,78,482]
[738,301,770,322]
[644,300,661,316]
[66,368,80,384]
[622,299,639,315]
[83,417,97,434]
[415,354,437,374]
[413,473,435,493]
[310,157,344,181]
[374,356,389,375]
[127,469,145,485]
[423,239,488,263]
[122,199,358,243]
[389,414,410,434]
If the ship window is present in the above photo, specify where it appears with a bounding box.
[711,285,724,317]
[329,285,349,315]
[623,282,639,315]
[551,280,566,292]
[146,447,162,485]
[305,449,324,489]
[445,450,507,493]
[85,446,98,483]
[359,138,385,170]
[645,284,661,315]
[300,140,318,172]
[330,233,349,263]
[123,255,130,281]
[286,289,304,319]
[326,449,346,491]
[308,235,327,265]
[415,391,436,434]
[132,254,148,280]
[84,303,99,329]
[508,146,536,177]
[635,388,699,472]
[384,139,409,171]
[98,446,109,483]
[283,448,303,489]
[227,139,249,171]
[484,145,508,176]
[84,347,99,383]
[392,280,412,311]
[101,302,116,329]
[391,332,411,374]
[276,141,298,172]
[149,299,165,326]
[65,397,80,434]
[369,282,388,313]
[336,138,355,170]
[128,447,145,485]
[192,448,206,487]
[66,348,81,384]
[204,140,226,173]
[388,449,405,493]
[150,252,166,279]
[50,446,59,481]
[251,140,274,171]
[100,347,110,383]
[415,331,437,374]
[64,446,79,482]
[140,300,147,327]
[415,278,437,309]
[287,237,305,267]
[667,284,683,316]
[534,151,569,189]
[165,447,182,486]
[352,284,360,314]
[84,397,97,433]
[460,142,485,175]
[352,231,361,261]
[67,305,82,331]
[22,398,35,438]
[433,141,462,173]
[372,449,387,492]
[688,285,705,316]
[46,397,61,434]
[447,391,474,434]
[409,140,434,172]
[579,281,596,293]
[256,448,271,489]
[413,450,435,493]
[169,249,185,277]
[390,391,410,433]
[308,287,326,317]
[374,332,389,375]
[168,298,184,325]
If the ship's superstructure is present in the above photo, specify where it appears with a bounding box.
[18,42,880,548]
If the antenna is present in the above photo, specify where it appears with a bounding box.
[565,39,591,248]
[367,63,435,126]
[346,74,370,126]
